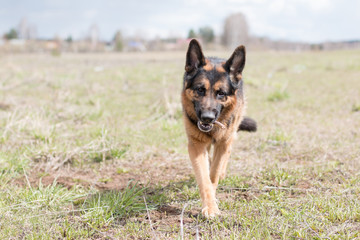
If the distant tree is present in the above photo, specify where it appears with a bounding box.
[187,29,197,39]
[113,30,124,51]
[199,26,215,43]
[4,28,18,40]
[223,12,249,49]
[66,35,73,43]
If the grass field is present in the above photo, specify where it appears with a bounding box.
[1,49,360,239]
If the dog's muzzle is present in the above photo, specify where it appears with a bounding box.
[197,121,226,132]
[197,121,214,132]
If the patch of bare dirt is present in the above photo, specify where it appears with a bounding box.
[0,102,11,110]
[150,205,198,225]
[13,156,193,191]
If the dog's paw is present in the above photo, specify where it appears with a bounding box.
[201,205,220,218]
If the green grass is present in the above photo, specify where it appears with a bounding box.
[82,182,156,226]
[1,50,360,238]
[352,103,360,112]
[267,89,289,102]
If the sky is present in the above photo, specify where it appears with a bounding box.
[0,0,359,43]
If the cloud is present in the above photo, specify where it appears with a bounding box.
[83,9,98,19]
[297,0,332,12]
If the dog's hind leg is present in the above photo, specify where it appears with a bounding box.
[188,140,220,218]
[219,157,229,181]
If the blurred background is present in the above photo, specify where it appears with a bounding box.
[1,0,360,53]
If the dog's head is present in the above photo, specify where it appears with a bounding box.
[183,39,246,133]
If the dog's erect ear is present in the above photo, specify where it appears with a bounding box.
[185,39,206,74]
[224,45,246,86]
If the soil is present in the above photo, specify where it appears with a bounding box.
[13,156,193,191]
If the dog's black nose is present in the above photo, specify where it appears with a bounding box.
[201,111,215,124]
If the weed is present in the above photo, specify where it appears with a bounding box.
[267,89,289,102]
[83,182,155,225]
[352,104,360,112]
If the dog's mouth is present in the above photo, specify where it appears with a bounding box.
[197,121,225,132]
[197,121,214,132]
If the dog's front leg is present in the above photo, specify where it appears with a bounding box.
[188,140,220,217]
[210,138,233,190]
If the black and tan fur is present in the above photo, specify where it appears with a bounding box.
[181,39,256,217]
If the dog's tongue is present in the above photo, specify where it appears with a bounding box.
[197,121,213,132]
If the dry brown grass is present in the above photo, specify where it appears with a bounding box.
[1,50,360,239]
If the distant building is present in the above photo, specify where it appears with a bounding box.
[89,24,100,50]
[18,18,29,39]
[223,13,249,49]
[126,41,146,51]
[17,18,37,40]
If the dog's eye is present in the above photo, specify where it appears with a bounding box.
[217,91,226,98]
[197,87,206,94]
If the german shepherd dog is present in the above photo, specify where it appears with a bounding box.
[181,39,256,217]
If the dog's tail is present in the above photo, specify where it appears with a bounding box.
[238,117,257,132]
